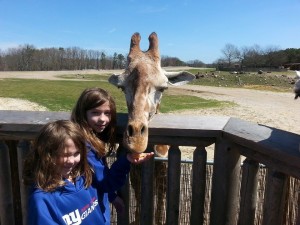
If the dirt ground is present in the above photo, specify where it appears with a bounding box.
[1,70,299,160]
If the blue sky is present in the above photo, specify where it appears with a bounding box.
[1,0,300,64]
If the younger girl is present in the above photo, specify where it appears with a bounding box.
[23,120,153,225]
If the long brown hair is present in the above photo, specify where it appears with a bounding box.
[23,120,93,192]
[71,87,117,157]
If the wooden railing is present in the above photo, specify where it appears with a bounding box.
[1,110,300,225]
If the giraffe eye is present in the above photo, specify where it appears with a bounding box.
[148,112,155,120]
[157,86,168,92]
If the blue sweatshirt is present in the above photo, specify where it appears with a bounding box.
[28,151,130,225]
[86,142,121,224]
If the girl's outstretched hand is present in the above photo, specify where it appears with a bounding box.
[127,152,154,164]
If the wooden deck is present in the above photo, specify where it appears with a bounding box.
[1,110,300,225]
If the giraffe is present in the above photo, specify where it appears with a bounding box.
[109,32,195,224]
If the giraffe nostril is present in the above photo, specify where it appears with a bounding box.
[127,125,133,137]
[141,125,146,135]
[127,123,147,137]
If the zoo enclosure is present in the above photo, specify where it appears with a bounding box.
[1,110,300,225]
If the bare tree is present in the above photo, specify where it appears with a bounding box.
[0,49,4,70]
[112,52,118,69]
[243,44,263,68]
[221,43,240,67]
[100,52,106,69]
[117,54,126,68]
[161,55,185,67]
[264,45,283,69]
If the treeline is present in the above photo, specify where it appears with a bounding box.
[0,45,125,71]
[1,44,299,71]
[0,44,204,71]
[216,44,300,70]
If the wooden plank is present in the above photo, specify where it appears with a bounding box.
[0,141,15,224]
[150,114,230,131]
[262,170,287,225]
[190,147,207,225]
[296,191,300,225]
[223,117,300,177]
[224,143,241,225]
[140,146,154,225]
[149,114,229,138]
[148,136,215,147]
[0,111,70,139]
[116,146,130,225]
[238,146,300,180]
[0,111,227,138]
[210,138,241,225]
[238,158,259,225]
[17,140,31,225]
[0,110,70,125]
[7,140,23,225]
[166,146,181,225]
[0,131,40,140]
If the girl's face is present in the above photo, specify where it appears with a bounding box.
[86,101,111,133]
[56,138,81,179]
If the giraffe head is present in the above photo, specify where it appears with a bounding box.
[109,32,195,154]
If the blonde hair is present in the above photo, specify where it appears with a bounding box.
[23,120,93,192]
[71,87,117,157]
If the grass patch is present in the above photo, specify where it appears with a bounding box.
[186,68,216,74]
[0,79,127,112]
[0,78,226,112]
[188,70,295,92]
[57,74,110,80]
[160,95,233,113]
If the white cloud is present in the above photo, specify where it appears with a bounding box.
[0,42,21,50]
[139,5,168,14]
[108,28,117,33]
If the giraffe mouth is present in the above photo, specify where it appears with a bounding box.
[122,118,149,153]
[123,130,148,153]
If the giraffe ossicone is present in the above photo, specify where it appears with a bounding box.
[109,32,195,154]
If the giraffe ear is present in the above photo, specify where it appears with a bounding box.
[164,71,195,86]
[108,74,126,88]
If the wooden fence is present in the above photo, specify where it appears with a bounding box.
[1,110,300,225]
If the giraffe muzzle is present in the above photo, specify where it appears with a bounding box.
[123,121,149,153]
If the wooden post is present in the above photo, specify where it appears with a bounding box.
[190,146,207,225]
[296,182,300,225]
[0,141,15,225]
[7,140,23,225]
[262,169,287,225]
[210,138,241,225]
[238,158,259,225]
[140,146,154,225]
[166,146,181,225]
[117,146,130,225]
[17,140,31,225]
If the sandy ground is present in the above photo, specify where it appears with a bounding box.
[167,85,300,160]
[1,70,299,160]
